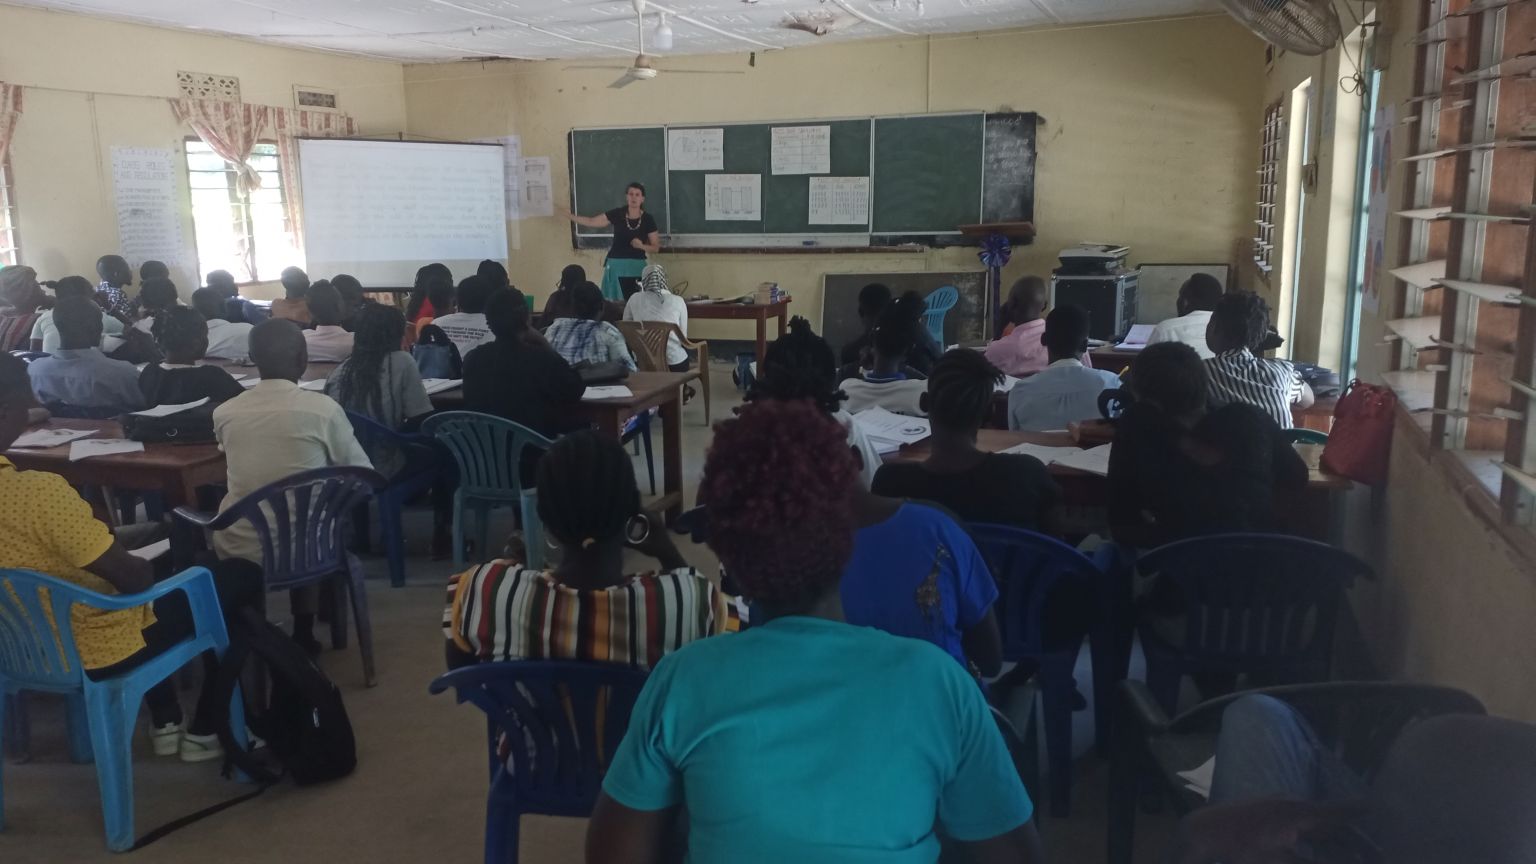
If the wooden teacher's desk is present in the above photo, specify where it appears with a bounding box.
[686,299,790,366]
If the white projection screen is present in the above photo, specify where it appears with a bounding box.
[298,139,508,286]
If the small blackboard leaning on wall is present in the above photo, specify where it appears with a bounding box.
[821,271,989,357]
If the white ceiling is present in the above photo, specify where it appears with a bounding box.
[2,0,1222,62]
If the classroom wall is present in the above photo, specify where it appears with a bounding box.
[0,4,407,296]
[404,15,1267,340]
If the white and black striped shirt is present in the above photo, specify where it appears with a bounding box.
[1204,348,1305,429]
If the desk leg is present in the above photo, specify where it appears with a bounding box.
[777,309,787,339]
[660,393,683,522]
[755,317,768,367]
[593,409,622,440]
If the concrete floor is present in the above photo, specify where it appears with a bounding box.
[1,361,1177,863]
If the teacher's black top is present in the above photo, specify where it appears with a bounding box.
[605,207,658,260]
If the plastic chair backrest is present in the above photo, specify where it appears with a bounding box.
[0,568,97,688]
[1284,428,1330,445]
[420,411,554,500]
[429,661,648,818]
[615,321,670,372]
[1138,533,1371,674]
[345,410,438,476]
[217,466,383,590]
[968,523,1102,659]
[923,285,960,343]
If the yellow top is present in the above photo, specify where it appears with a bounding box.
[0,456,154,670]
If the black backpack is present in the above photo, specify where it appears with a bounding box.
[131,608,356,849]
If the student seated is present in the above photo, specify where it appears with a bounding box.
[839,294,928,416]
[330,274,367,330]
[325,302,433,478]
[0,352,262,762]
[213,318,372,653]
[139,259,169,283]
[838,281,890,369]
[131,276,181,335]
[1204,292,1313,428]
[95,254,136,320]
[205,269,265,326]
[430,275,496,360]
[31,275,126,354]
[876,348,1060,530]
[588,398,1041,864]
[138,306,245,406]
[544,281,636,370]
[477,259,510,293]
[996,275,1040,338]
[0,265,44,352]
[622,264,691,371]
[27,295,145,416]
[538,264,584,329]
[301,280,355,362]
[269,266,312,325]
[444,430,743,669]
[405,262,452,323]
[191,287,253,362]
[1007,305,1123,431]
[984,275,1094,377]
[1174,698,1536,864]
[462,288,584,440]
[1147,272,1223,359]
[1108,342,1308,549]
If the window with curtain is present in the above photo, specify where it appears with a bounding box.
[185,139,294,283]
[0,154,18,268]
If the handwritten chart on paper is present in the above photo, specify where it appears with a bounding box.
[771,125,831,175]
[808,176,869,225]
[111,147,184,267]
[704,173,761,221]
[520,156,554,218]
[668,128,724,171]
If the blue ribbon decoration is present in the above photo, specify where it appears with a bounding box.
[979,233,1012,269]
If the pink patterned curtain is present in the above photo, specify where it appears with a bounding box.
[0,83,23,165]
[272,109,357,254]
[168,98,270,195]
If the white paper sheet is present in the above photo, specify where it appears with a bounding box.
[704,174,761,221]
[771,125,831,175]
[129,397,210,418]
[298,379,328,391]
[129,538,172,561]
[999,442,1085,464]
[1118,323,1156,349]
[853,407,932,453]
[422,378,463,395]
[807,176,869,225]
[520,156,553,219]
[111,146,184,268]
[668,128,724,171]
[995,375,1024,394]
[583,385,634,401]
[1177,757,1216,799]
[10,428,99,449]
[69,439,145,462]
[1050,444,1113,476]
[239,378,261,389]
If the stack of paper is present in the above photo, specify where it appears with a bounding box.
[1000,442,1084,464]
[69,439,144,462]
[853,407,931,454]
[298,379,328,392]
[1117,324,1155,351]
[1000,442,1114,476]
[421,378,462,395]
[583,385,634,401]
[239,378,261,389]
[129,398,209,418]
[10,427,98,449]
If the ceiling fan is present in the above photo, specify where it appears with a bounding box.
[565,0,747,88]
[1220,0,1343,56]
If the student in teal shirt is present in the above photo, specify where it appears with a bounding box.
[588,399,1040,864]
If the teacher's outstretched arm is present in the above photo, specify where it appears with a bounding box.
[559,205,610,229]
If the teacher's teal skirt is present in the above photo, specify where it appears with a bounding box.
[601,257,648,302]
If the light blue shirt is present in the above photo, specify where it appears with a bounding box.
[27,347,146,414]
[603,616,1032,863]
[1007,358,1121,432]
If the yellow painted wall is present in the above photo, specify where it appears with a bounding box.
[404,15,1266,340]
[0,4,406,296]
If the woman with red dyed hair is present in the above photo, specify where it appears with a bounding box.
[587,399,1041,864]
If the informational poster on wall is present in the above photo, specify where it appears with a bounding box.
[770,125,831,175]
[705,173,761,221]
[111,146,184,267]
[1362,104,1393,315]
[520,156,554,218]
[471,135,523,220]
[808,176,869,225]
[668,128,724,171]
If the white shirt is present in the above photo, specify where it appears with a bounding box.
[429,312,494,360]
[204,319,254,362]
[1146,310,1214,359]
[623,290,690,367]
[1007,358,1123,432]
[212,379,372,563]
[29,309,125,354]
[834,409,884,490]
[840,376,927,418]
[303,324,355,362]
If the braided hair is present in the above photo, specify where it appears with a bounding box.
[332,302,407,419]
[747,316,845,415]
[536,430,640,550]
[701,399,857,614]
[151,305,209,362]
[925,348,1002,431]
[1209,291,1272,352]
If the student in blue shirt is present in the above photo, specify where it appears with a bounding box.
[589,399,1040,864]
[27,295,145,417]
[1008,304,1123,432]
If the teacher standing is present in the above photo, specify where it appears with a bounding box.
[561,181,660,302]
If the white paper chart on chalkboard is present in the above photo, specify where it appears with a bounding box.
[668,128,724,171]
[705,173,762,221]
[808,177,869,225]
[771,126,831,175]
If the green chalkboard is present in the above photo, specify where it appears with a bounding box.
[569,127,667,239]
[871,114,984,234]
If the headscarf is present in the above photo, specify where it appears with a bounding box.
[640,263,669,294]
[0,265,39,312]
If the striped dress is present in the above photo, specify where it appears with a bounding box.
[1203,348,1306,429]
[443,561,746,667]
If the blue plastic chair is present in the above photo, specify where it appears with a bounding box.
[429,661,649,864]
[1283,428,1330,445]
[345,411,450,587]
[967,523,1121,817]
[0,566,249,852]
[173,466,384,687]
[622,410,656,496]
[421,411,553,570]
[1135,533,1373,716]
[922,285,959,345]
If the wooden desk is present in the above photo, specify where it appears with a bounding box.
[5,419,227,507]
[575,371,698,521]
[686,299,790,365]
[1089,346,1140,375]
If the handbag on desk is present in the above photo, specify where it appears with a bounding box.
[122,402,218,444]
[1320,380,1397,485]
[573,361,631,386]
